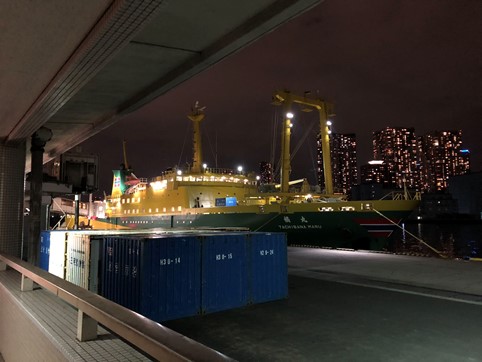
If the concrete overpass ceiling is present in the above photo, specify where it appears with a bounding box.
[0,0,112,141]
[0,0,320,170]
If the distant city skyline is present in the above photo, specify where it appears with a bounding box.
[312,126,471,194]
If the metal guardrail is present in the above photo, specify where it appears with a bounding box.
[0,252,234,362]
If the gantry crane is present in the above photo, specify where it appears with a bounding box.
[272,90,335,195]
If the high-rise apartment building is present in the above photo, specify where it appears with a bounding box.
[419,130,470,191]
[458,149,471,174]
[259,161,274,184]
[372,127,420,189]
[317,133,358,194]
[360,160,388,186]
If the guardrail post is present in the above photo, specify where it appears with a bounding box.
[0,261,6,271]
[77,310,98,341]
[21,274,34,291]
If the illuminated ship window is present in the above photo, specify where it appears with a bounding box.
[149,208,152,213]
[318,207,334,212]
[127,210,131,214]
[340,206,355,211]
[362,203,373,210]
[124,210,127,214]
[127,199,130,204]
[156,208,159,212]
[171,207,175,212]
[163,208,166,212]
[122,199,125,204]
[178,206,182,211]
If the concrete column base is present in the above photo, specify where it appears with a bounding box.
[21,275,34,291]
[77,310,98,342]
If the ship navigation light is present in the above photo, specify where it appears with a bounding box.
[326,120,332,126]
[286,112,294,119]
[177,170,182,176]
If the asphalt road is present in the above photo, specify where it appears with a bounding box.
[164,252,482,361]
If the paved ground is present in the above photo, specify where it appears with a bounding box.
[163,248,482,361]
[3,247,482,361]
[287,247,482,296]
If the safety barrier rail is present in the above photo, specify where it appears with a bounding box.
[0,252,233,362]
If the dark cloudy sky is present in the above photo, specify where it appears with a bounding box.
[81,0,482,194]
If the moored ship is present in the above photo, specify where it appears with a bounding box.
[89,91,419,250]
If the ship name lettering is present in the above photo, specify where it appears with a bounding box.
[277,224,322,230]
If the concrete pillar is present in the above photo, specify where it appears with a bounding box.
[0,142,26,257]
[27,127,52,266]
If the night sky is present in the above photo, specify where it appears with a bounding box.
[81,0,482,194]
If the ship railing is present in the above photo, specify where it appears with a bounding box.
[204,167,239,175]
[0,252,233,361]
[380,190,421,201]
[51,197,89,216]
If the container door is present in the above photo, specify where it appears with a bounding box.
[48,231,67,278]
[201,233,248,314]
[140,235,201,322]
[100,236,142,311]
[249,232,288,303]
[39,231,51,271]
[66,232,90,289]
[89,237,102,293]
[100,236,115,300]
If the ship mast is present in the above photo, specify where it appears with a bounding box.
[273,90,335,195]
[122,139,129,169]
[187,102,206,173]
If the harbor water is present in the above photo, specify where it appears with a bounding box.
[388,221,482,258]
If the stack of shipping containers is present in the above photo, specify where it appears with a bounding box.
[39,230,288,323]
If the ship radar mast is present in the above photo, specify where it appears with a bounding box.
[272,90,335,195]
[122,139,130,169]
[187,101,206,173]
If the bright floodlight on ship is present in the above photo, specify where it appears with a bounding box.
[326,120,332,126]
[177,170,182,175]
[286,112,294,119]
[202,163,207,169]
[256,175,260,181]
[289,122,293,128]
[237,165,243,173]
[327,130,332,134]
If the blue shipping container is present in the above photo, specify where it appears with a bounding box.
[249,233,288,303]
[201,233,248,314]
[140,235,201,322]
[101,236,142,313]
[39,231,51,271]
